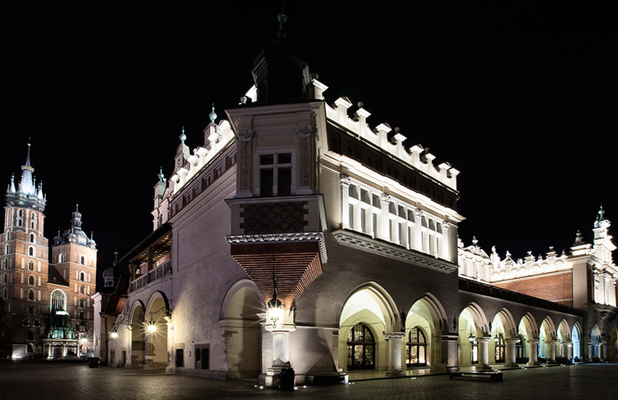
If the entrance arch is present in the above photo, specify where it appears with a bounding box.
[571,323,582,361]
[557,320,571,360]
[129,301,146,368]
[220,280,264,378]
[459,303,490,370]
[590,325,601,360]
[490,309,518,367]
[144,292,169,370]
[338,283,400,373]
[518,313,539,366]
[538,317,557,364]
[406,294,448,373]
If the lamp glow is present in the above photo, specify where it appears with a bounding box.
[147,322,157,333]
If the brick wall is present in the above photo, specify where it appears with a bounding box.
[493,271,573,306]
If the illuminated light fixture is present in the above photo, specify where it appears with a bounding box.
[267,256,283,329]
[468,333,476,344]
[110,330,119,339]
[147,321,157,333]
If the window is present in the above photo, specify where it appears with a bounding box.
[28,275,35,286]
[29,233,35,243]
[28,261,34,271]
[28,289,35,301]
[195,345,210,370]
[406,327,427,367]
[494,333,505,363]
[80,285,85,294]
[80,272,86,282]
[259,153,292,196]
[80,256,86,265]
[347,323,376,370]
[58,254,64,263]
[29,247,34,256]
[51,290,67,313]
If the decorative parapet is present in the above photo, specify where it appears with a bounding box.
[324,98,459,191]
[169,119,234,195]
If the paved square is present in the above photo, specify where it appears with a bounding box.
[1,362,616,400]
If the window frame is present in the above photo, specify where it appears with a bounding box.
[255,150,295,197]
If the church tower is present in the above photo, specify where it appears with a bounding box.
[49,205,98,355]
[1,143,49,358]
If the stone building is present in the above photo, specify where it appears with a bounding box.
[0,144,97,359]
[95,14,616,385]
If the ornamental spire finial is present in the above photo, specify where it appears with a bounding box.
[209,103,217,124]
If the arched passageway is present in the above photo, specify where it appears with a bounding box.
[145,293,169,370]
[338,283,400,375]
[459,303,491,371]
[220,282,263,378]
[129,302,146,368]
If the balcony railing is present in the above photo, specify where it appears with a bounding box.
[130,260,172,292]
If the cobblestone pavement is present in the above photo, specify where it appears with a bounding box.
[1,362,617,400]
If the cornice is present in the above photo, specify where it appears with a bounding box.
[332,229,458,274]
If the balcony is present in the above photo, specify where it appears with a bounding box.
[130,260,172,292]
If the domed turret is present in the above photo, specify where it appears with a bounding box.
[251,12,311,102]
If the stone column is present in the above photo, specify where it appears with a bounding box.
[475,337,492,370]
[566,341,573,360]
[442,334,459,373]
[504,338,518,368]
[587,341,593,361]
[526,339,540,366]
[385,332,405,376]
[546,340,558,364]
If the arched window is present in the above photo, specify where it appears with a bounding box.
[28,261,34,271]
[80,285,85,294]
[347,323,376,370]
[50,290,67,313]
[79,299,84,308]
[4,244,8,255]
[2,287,7,299]
[58,253,64,263]
[406,326,427,367]
[28,289,35,301]
[494,333,505,363]
[80,272,86,282]
[80,255,86,265]
[29,233,35,243]
[28,275,35,286]
[28,247,34,257]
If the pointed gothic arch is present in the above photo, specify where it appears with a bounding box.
[338,282,400,372]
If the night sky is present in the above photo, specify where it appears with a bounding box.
[2,2,616,285]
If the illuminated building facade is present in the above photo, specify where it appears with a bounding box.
[96,15,616,385]
[0,145,97,359]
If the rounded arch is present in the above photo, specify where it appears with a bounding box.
[409,293,448,335]
[518,313,539,340]
[491,308,518,339]
[406,293,448,372]
[129,299,146,325]
[145,291,170,319]
[339,282,401,332]
[338,282,399,373]
[458,303,490,368]
[460,302,490,336]
[219,279,264,321]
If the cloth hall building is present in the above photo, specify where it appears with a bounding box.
[95,16,617,386]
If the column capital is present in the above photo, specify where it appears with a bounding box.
[384,332,405,340]
[340,174,351,186]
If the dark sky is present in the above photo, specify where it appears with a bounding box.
[2,2,616,284]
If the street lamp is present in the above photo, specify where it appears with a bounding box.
[147,321,157,334]
[267,256,283,329]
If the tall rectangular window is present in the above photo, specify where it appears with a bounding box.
[259,153,292,196]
